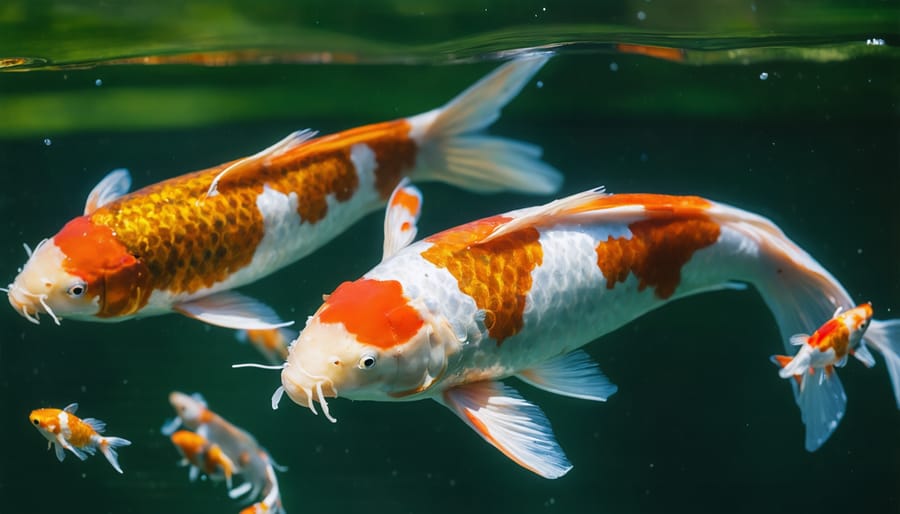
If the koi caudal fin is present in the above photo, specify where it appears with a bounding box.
[708,203,900,450]
[864,319,900,409]
[408,53,563,195]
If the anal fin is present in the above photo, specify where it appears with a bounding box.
[437,380,572,479]
[517,350,618,402]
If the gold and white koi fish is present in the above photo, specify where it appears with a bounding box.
[275,186,900,478]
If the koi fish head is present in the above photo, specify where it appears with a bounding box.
[278,279,450,421]
[29,408,62,441]
[839,302,874,348]
[8,216,150,325]
[168,391,211,430]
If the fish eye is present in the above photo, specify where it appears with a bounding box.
[358,354,377,370]
[66,281,87,298]
[32,418,39,426]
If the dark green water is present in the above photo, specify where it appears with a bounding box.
[1,3,899,514]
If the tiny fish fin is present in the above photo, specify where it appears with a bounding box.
[63,402,78,414]
[851,343,876,368]
[84,168,131,215]
[382,178,423,261]
[228,481,254,499]
[775,344,814,379]
[437,380,572,479]
[82,417,106,434]
[53,442,66,462]
[188,465,200,482]
[57,435,88,461]
[790,334,809,346]
[205,129,318,198]
[99,436,132,474]
[160,416,182,436]
[175,291,295,331]
[864,319,900,409]
[517,350,618,402]
[770,355,804,387]
[797,369,847,451]
[410,54,562,195]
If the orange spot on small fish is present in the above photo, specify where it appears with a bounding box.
[319,279,423,349]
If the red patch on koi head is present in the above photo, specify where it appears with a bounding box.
[318,279,423,349]
[53,216,152,317]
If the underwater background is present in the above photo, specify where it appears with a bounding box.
[0,1,898,513]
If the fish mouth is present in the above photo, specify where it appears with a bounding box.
[5,283,55,325]
[275,362,339,423]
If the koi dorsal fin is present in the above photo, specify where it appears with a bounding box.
[382,178,423,261]
[63,402,79,414]
[205,128,319,198]
[479,187,609,244]
[84,168,131,215]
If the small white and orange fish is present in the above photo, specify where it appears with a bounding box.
[6,54,560,342]
[771,303,877,449]
[29,402,131,473]
[273,186,900,479]
[164,392,284,510]
[170,429,236,488]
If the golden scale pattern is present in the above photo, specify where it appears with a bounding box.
[422,216,544,345]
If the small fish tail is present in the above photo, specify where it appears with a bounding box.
[864,319,900,409]
[98,436,131,474]
[409,53,562,195]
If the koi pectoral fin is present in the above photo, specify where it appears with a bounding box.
[382,179,423,262]
[437,380,572,479]
[174,291,294,331]
[53,442,66,462]
[517,350,618,402]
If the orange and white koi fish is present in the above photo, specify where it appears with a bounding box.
[29,402,131,473]
[6,54,560,334]
[164,392,284,510]
[274,186,900,479]
[170,429,236,488]
[771,303,878,450]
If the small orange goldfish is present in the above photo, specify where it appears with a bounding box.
[170,429,236,489]
[29,403,131,473]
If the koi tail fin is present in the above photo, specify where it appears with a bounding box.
[409,53,563,195]
[98,436,132,474]
[864,319,900,409]
[770,355,847,451]
[710,204,855,449]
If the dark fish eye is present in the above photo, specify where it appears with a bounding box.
[32,418,39,425]
[66,282,87,298]
[359,355,377,369]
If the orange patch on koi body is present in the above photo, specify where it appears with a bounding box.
[595,216,720,299]
[319,279,424,349]
[422,216,542,345]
